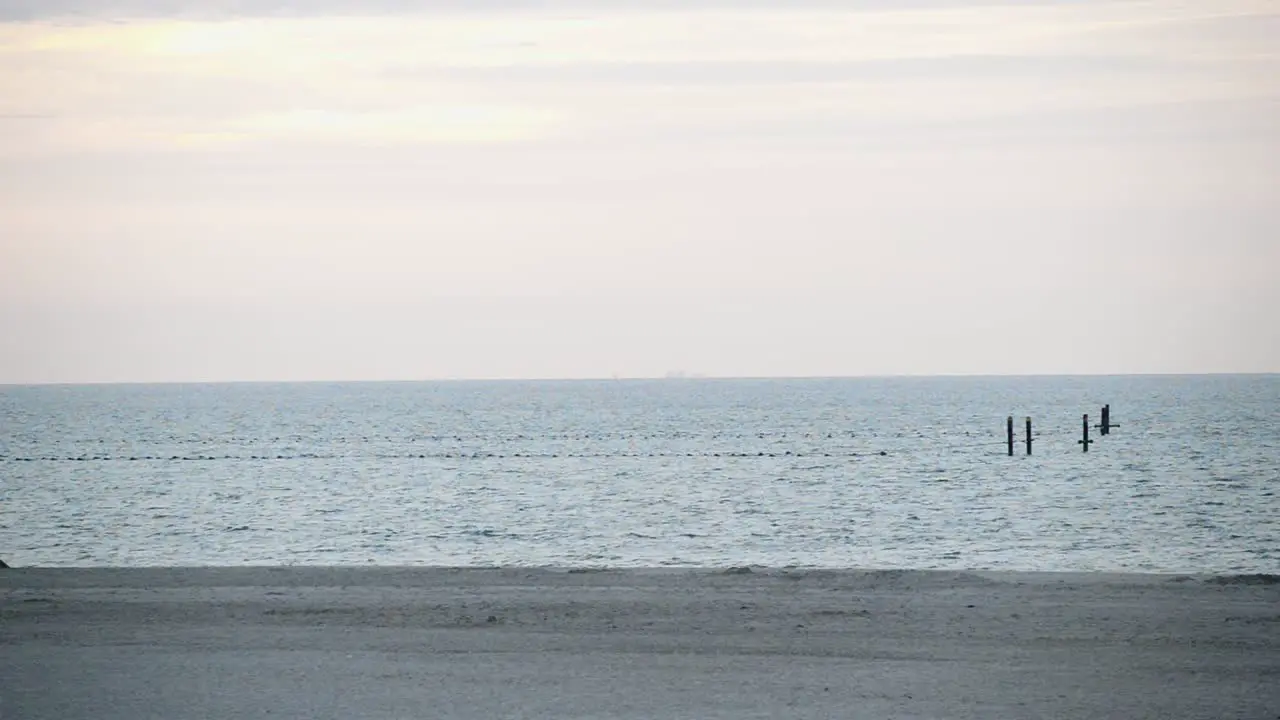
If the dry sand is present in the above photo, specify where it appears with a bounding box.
[2,567,1278,719]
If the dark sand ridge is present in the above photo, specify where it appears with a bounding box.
[2,567,1278,719]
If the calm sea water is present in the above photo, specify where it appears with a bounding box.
[1,376,1276,572]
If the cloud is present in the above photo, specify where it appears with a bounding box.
[226,105,564,146]
[2,0,1273,159]
[0,0,1089,23]
[386,55,1182,86]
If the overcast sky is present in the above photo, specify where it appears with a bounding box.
[1,0,1276,383]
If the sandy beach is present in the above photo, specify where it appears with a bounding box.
[2,567,1277,719]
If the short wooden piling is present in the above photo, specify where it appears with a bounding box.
[1080,414,1091,452]
[1007,416,1014,456]
[1025,417,1033,456]
[1101,404,1111,435]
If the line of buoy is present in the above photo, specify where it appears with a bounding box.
[42,431,867,445]
[1,450,890,462]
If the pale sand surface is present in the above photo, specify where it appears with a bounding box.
[2,567,1278,719]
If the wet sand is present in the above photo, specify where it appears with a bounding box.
[2,567,1278,719]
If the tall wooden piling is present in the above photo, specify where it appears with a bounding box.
[1080,414,1091,452]
[1101,404,1111,435]
[1025,417,1033,456]
[1007,416,1014,456]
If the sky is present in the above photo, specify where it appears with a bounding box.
[1,0,1277,383]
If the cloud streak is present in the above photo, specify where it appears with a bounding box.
[0,0,1115,22]
[3,2,1274,154]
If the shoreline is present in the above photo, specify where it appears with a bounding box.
[3,563,1278,584]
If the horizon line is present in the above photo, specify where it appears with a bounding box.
[3,371,1278,388]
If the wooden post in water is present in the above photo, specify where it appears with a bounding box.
[1101,404,1111,435]
[1025,417,1033,456]
[1080,414,1091,452]
[1006,416,1014,456]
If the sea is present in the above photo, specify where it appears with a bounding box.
[1,375,1276,572]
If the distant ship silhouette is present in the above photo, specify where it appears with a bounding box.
[663,371,707,379]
